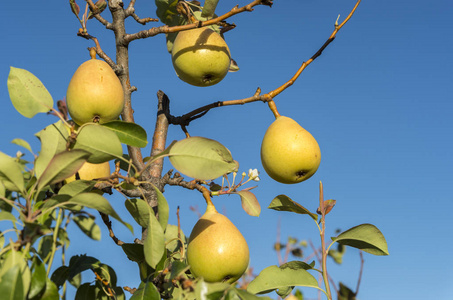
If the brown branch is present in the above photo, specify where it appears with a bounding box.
[124,0,272,43]
[99,212,124,246]
[355,250,365,296]
[166,0,361,128]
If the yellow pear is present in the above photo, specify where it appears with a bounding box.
[186,203,249,283]
[66,161,111,183]
[66,55,124,125]
[171,27,231,87]
[260,116,321,184]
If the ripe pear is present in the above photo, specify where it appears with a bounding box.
[260,116,321,184]
[66,161,111,183]
[186,203,249,283]
[171,27,231,87]
[66,56,124,125]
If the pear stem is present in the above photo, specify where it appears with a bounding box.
[201,187,217,212]
[267,100,280,119]
[89,47,97,59]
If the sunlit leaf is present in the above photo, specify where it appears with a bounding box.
[102,120,148,148]
[268,195,318,221]
[130,280,160,300]
[234,190,261,217]
[34,121,70,179]
[0,265,23,300]
[36,149,90,192]
[7,67,53,118]
[28,257,47,299]
[168,136,238,180]
[332,223,389,256]
[153,185,169,230]
[201,0,219,18]
[58,180,96,197]
[247,264,319,295]
[143,206,165,269]
[0,151,25,192]
[73,124,123,164]
[11,138,33,154]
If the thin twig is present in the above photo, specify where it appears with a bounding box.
[355,250,365,296]
[99,212,124,246]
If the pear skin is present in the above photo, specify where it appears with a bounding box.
[66,58,124,125]
[186,204,249,283]
[171,27,231,87]
[66,161,111,183]
[260,116,321,184]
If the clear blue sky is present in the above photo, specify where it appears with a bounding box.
[1,1,452,299]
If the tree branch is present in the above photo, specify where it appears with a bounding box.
[124,0,272,43]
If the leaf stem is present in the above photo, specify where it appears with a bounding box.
[46,208,64,276]
[318,182,332,300]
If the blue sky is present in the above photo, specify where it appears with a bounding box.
[1,1,453,299]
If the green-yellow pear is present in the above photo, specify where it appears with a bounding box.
[66,161,111,183]
[260,116,321,184]
[66,53,125,125]
[186,203,249,283]
[171,27,231,87]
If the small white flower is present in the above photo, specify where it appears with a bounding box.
[248,168,260,181]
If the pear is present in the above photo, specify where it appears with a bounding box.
[66,161,111,183]
[66,55,125,125]
[260,116,321,184]
[186,203,249,283]
[171,27,231,87]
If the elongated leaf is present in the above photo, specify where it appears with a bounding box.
[29,257,47,299]
[102,121,148,148]
[0,151,25,192]
[121,243,145,263]
[125,198,150,228]
[36,150,90,192]
[35,121,70,179]
[130,280,160,300]
[58,180,96,197]
[73,124,123,164]
[68,193,133,234]
[332,223,389,256]
[67,255,100,279]
[40,278,59,299]
[201,0,219,18]
[235,288,273,300]
[0,211,17,223]
[268,195,318,221]
[74,283,96,300]
[11,138,33,154]
[153,185,169,230]
[169,136,239,180]
[0,265,24,300]
[73,215,101,240]
[143,206,165,269]
[7,67,53,118]
[234,190,261,217]
[247,264,319,295]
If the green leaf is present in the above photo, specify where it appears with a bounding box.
[36,149,90,192]
[268,195,318,221]
[125,198,150,228]
[102,121,148,148]
[338,282,356,300]
[235,288,273,300]
[0,151,25,192]
[67,255,100,279]
[34,121,70,179]
[73,124,123,164]
[72,215,101,240]
[143,206,165,269]
[0,265,24,300]
[58,180,96,197]
[39,278,59,300]
[75,283,96,300]
[247,264,319,295]
[234,190,261,217]
[121,243,144,263]
[28,257,47,299]
[66,193,133,234]
[153,185,169,230]
[50,266,69,288]
[0,211,18,223]
[165,224,186,254]
[201,0,219,18]
[130,280,160,300]
[11,138,33,154]
[331,223,389,256]
[7,67,53,118]
[169,136,238,180]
